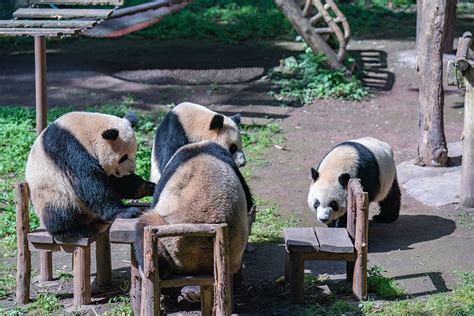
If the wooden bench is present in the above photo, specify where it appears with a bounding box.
[15,182,113,306]
[283,178,368,303]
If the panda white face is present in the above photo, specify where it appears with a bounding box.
[98,115,138,178]
[307,169,347,225]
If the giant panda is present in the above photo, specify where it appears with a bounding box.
[307,137,400,227]
[25,111,155,242]
[135,140,252,295]
[150,102,246,183]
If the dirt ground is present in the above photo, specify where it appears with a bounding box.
[0,32,473,314]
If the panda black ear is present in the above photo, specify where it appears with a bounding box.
[311,168,319,181]
[210,114,224,130]
[124,112,138,128]
[338,173,350,188]
[230,114,241,126]
[102,128,119,141]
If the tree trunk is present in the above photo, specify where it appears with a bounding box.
[443,0,457,53]
[416,0,423,49]
[417,0,449,167]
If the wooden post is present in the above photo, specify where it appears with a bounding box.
[443,0,457,54]
[34,36,47,135]
[95,230,112,287]
[214,225,231,315]
[288,251,304,304]
[39,252,53,282]
[461,67,474,206]
[417,0,449,166]
[16,182,31,304]
[201,285,213,316]
[353,191,368,300]
[130,245,142,316]
[73,246,91,305]
[141,227,160,316]
[416,0,423,49]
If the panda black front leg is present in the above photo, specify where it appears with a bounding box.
[116,206,143,219]
[373,178,401,223]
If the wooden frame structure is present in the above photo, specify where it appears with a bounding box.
[447,31,474,207]
[274,0,351,70]
[15,181,113,306]
[283,178,368,303]
[138,223,232,315]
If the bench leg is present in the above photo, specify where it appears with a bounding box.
[346,261,355,282]
[201,285,213,316]
[40,251,53,282]
[73,246,91,305]
[16,182,31,304]
[95,232,112,287]
[130,245,141,316]
[288,252,304,304]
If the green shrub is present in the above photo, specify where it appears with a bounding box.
[367,265,405,299]
[268,46,368,104]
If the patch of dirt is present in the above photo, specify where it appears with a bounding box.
[1,33,473,314]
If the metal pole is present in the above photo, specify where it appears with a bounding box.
[34,36,47,136]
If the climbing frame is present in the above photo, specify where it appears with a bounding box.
[274,0,351,70]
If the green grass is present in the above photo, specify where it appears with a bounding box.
[249,203,298,245]
[0,262,15,299]
[1,293,62,315]
[268,46,368,104]
[106,295,133,315]
[368,265,405,299]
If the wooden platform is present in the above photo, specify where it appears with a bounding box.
[284,227,354,254]
[110,218,138,244]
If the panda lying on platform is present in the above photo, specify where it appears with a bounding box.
[150,102,246,183]
[308,137,401,227]
[25,112,155,242]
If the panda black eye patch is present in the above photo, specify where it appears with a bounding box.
[230,144,238,154]
[329,201,338,211]
[119,154,128,164]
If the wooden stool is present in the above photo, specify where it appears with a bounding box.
[132,223,231,315]
[283,179,369,303]
[15,182,112,305]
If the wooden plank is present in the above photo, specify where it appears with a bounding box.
[283,227,320,252]
[13,8,113,19]
[73,246,91,305]
[314,227,354,253]
[28,228,54,244]
[15,182,31,304]
[0,28,80,36]
[151,223,224,238]
[31,0,124,5]
[110,218,138,244]
[28,242,75,253]
[160,275,214,288]
[302,251,355,262]
[0,20,97,29]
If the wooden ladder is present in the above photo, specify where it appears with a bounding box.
[274,0,351,70]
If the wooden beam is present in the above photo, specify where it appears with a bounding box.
[214,225,231,315]
[353,191,368,300]
[95,230,112,287]
[31,0,124,5]
[0,20,97,29]
[151,223,224,238]
[160,275,214,288]
[0,28,80,37]
[13,8,113,19]
[130,246,141,316]
[73,246,91,305]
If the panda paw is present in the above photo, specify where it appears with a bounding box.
[181,286,201,303]
[117,207,143,219]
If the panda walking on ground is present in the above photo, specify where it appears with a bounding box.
[25,112,155,242]
[308,137,401,227]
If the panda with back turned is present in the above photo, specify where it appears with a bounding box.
[308,137,401,227]
[25,111,155,242]
[150,102,246,183]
